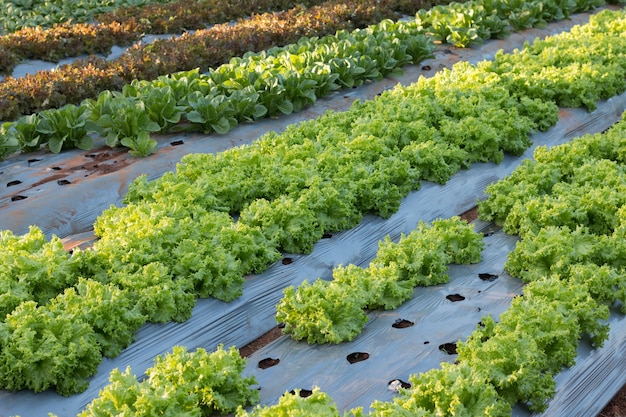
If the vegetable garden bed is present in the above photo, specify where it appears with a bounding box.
[1,2,626,417]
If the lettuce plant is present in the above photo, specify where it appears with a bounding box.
[123,84,186,133]
[48,278,146,358]
[84,92,160,156]
[369,363,512,417]
[0,122,20,160]
[185,92,239,134]
[0,301,101,396]
[0,226,81,318]
[5,114,44,152]
[79,345,259,417]
[276,278,370,344]
[36,104,93,153]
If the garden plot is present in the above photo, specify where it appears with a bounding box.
[2,85,626,417]
[1,7,626,417]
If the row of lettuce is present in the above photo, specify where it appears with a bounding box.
[0,0,169,34]
[0,0,430,122]
[0,15,436,157]
[0,0,332,35]
[1,7,625,401]
[0,0,618,155]
[1,0,605,77]
[276,217,484,344]
[41,87,626,417]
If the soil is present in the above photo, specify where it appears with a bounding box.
[239,326,284,358]
[600,386,626,417]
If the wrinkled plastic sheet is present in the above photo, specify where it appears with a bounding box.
[242,221,524,413]
[1,8,626,417]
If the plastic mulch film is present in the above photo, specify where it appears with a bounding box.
[240,223,626,417]
[1,9,626,417]
[241,221,524,414]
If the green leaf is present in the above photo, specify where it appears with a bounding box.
[47,135,66,154]
[276,98,294,115]
[211,117,232,134]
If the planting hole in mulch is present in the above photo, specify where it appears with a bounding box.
[170,140,184,146]
[27,158,41,165]
[258,357,280,369]
[51,166,61,171]
[57,179,71,186]
[7,180,21,187]
[392,318,414,328]
[479,273,499,281]
[388,379,411,392]
[289,388,313,397]
[322,232,332,239]
[439,342,458,355]
[446,293,465,302]
[11,195,27,201]
[421,65,431,71]
[347,352,369,364]
[281,257,293,265]
[424,341,430,344]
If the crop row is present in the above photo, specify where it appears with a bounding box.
[0,0,611,159]
[416,0,624,47]
[2,6,625,399]
[1,0,341,35]
[0,0,169,34]
[0,0,421,123]
[2,0,422,35]
[276,217,484,344]
[0,20,142,75]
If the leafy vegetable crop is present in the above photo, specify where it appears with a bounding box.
[1,0,620,156]
[0,0,170,34]
[78,345,259,417]
[276,217,484,344]
[2,7,626,406]
[233,83,626,417]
